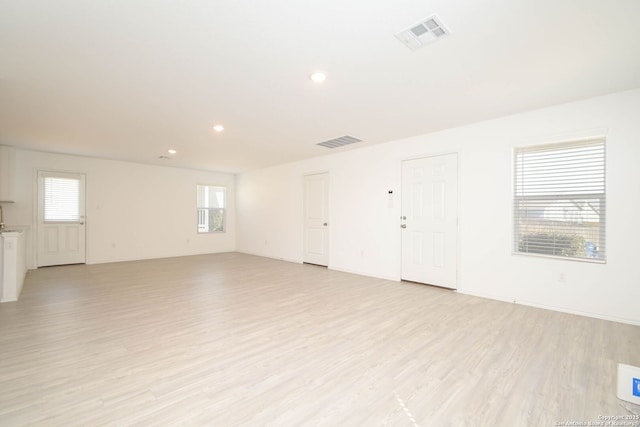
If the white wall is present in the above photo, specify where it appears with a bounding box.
[237,88,640,325]
[2,150,236,267]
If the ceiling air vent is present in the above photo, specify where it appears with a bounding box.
[317,135,362,149]
[395,14,450,51]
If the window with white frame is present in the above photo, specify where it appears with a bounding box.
[43,177,80,222]
[197,185,226,233]
[513,138,605,261]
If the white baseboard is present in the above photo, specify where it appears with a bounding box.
[85,250,236,265]
[329,265,400,282]
[235,250,302,265]
[458,289,640,326]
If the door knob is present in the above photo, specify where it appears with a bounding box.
[400,224,407,228]
[323,222,328,226]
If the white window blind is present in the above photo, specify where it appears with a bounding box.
[197,185,226,233]
[514,138,605,261]
[44,177,80,222]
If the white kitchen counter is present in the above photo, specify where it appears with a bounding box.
[1,230,26,302]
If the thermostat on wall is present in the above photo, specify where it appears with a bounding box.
[617,363,640,405]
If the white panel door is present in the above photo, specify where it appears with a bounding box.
[401,154,458,288]
[37,171,86,267]
[303,172,329,266]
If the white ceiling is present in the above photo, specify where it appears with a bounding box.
[1,0,639,173]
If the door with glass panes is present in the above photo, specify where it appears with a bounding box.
[37,171,86,267]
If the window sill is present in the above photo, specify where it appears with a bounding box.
[512,251,606,264]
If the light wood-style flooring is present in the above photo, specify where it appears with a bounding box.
[0,252,639,426]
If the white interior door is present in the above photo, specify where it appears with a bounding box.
[401,154,458,289]
[303,172,329,266]
[37,171,86,267]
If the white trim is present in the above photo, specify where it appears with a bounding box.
[87,250,238,265]
[236,250,302,265]
[458,289,640,327]
[400,149,459,163]
[329,265,400,282]
[513,127,609,149]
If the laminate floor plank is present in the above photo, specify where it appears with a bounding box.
[0,252,638,426]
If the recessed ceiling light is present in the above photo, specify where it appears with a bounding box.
[309,71,327,83]
[168,149,177,154]
[213,124,224,132]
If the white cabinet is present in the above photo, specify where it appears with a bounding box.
[0,146,15,202]
[1,230,26,302]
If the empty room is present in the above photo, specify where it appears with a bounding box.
[1,0,639,425]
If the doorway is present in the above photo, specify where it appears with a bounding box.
[303,172,329,266]
[401,154,458,289]
[37,171,86,267]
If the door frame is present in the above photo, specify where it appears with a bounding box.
[302,170,330,266]
[35,169,88,267]
[399,151,460,288]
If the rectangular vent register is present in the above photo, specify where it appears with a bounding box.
[317,135,362,149]
[395,14,450,51]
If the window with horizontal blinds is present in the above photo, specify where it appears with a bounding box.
[197,185,226,233]
[514,138,605,261]
[44,177,80,222]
